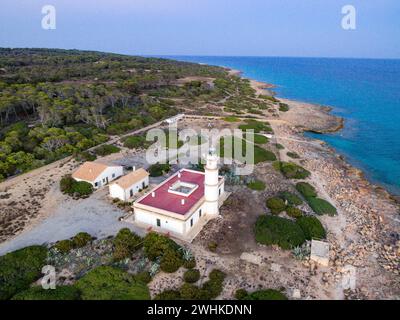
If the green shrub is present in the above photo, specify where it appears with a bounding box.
[279,103,289,112]
[254,215,306,250]
[275,143,284,150]
[253,134,269,144]
[74,151,96,162]
[207,241,218,252]
[266,197,286,215]
[0,245,48,300]
[295,182,317,198]
[154,289,181,300]
[54,239,74,254]
[123,136,150,149]
[183,269,200,283]
[60,175,93,198]
[72,232,92,248]
[93,144,120,156]
[279,191,303,206]
[223,116,240,122]
[239,120,273,133]
[306,197,337,216]
[180,283,201,300]
[75,266,150,300]
[134,271,152,284]
[148,163,171,177]
[244,289,288,300]
[273,161,310,179]
[247,180,266,191]
[296,216,326,240]
[11,285,80,300]
[113,228,142,261]
[254,146,276,163]
[235,288,248,300]
[208,269,226,283]
[143,232,180,261]
[287,152,300,159]
[183,258,196,269]
[286,206,303,218]
[160,250,183,273]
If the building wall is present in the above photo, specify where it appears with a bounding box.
[135,207,185,234]
[93,166,123,188]
[184,204,206,233]
[109,176,149,201]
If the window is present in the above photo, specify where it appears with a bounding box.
[130,189,133,197]
[219,188,221,195]
[95,182,99,187]
[156,219,161,227]
[112,173,115,178]
[199,209,202,218]
[190,218,193,227]
[103,178,106,183]
[142,181,146,189]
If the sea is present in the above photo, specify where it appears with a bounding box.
[163,56,400,195]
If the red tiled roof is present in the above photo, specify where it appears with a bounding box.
[137,169,205,215]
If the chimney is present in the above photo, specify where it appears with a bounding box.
[181,199,185,205]
[151,192,155,198]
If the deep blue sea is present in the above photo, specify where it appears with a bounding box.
[164,56,400,195]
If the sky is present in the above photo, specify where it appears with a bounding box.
[0,0,399,59]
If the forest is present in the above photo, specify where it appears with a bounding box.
[0,48,230,180]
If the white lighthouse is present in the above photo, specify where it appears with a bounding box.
[204,147,220,216]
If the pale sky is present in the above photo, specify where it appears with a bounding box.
[0,0,399,58]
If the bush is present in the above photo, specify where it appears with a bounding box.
[253,134,269,144]
[143,232,180,261]
[123,136,150,149]
[0,245,48,300]
[266,197,286,215]
[279,103,289,112]
[180,283,201,300]
[183,258,196,269]
[72,232,92,248]
[113,228,142,261]
[287,151,300,159]
[247,180,266,191]
[60,175,93,198]
[93,144,120,156]
[154,290,181,300]
[286,206,303,218]
[254,215,306,250]
[223,116,240,122]
[183,269,200,283]
[54,239,74,253]
[208,269,226,283]
[75,266,150,300]
[11,285,80,300]
[254,146,276,163]
[296,216,326,240]
[148,163,171,177]
[74,151,96,162]
[207,241,218,252]
[295,182,317,198]
[279,191,303,206]
[235,289,248,300]
[244,289,288,300]
[275,143,284,150]
[160,250,183,273]
[306,197,337,216]
[273,162,310,179]
[134,271,152,284]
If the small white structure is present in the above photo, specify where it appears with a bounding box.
[109,168,149,201]
[165,114,184,124]
[132,148,226,240]
[310,239,330,267]
[72,161,123,189]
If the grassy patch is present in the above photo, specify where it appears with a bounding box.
[93,144,120,156]
[123,136,150,149]
[306,197,337,216]
[273,161,311,179]
[296,216,326,240]
[253,134,269,144]
[287,151,300,159]
[266,197,286,215]
[247,180,266,191]
[295,182,317,198]
[254,215,306,250]
[243,289,288,300]
[12,286,80,300]
[279,103,289,112]
[223,116,240,122]
[279,191,303,206]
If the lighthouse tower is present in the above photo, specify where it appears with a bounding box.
[204,147,220,216]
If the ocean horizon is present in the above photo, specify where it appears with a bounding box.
[162,55,400,196]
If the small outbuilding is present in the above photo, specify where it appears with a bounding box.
[72,161,123,189]
[109,168,149,201]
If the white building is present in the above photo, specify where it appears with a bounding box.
[131,149,227,241]
[72,161,123,189]
[109,168,149,202]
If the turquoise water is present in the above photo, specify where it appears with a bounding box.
[165,56,400,195]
